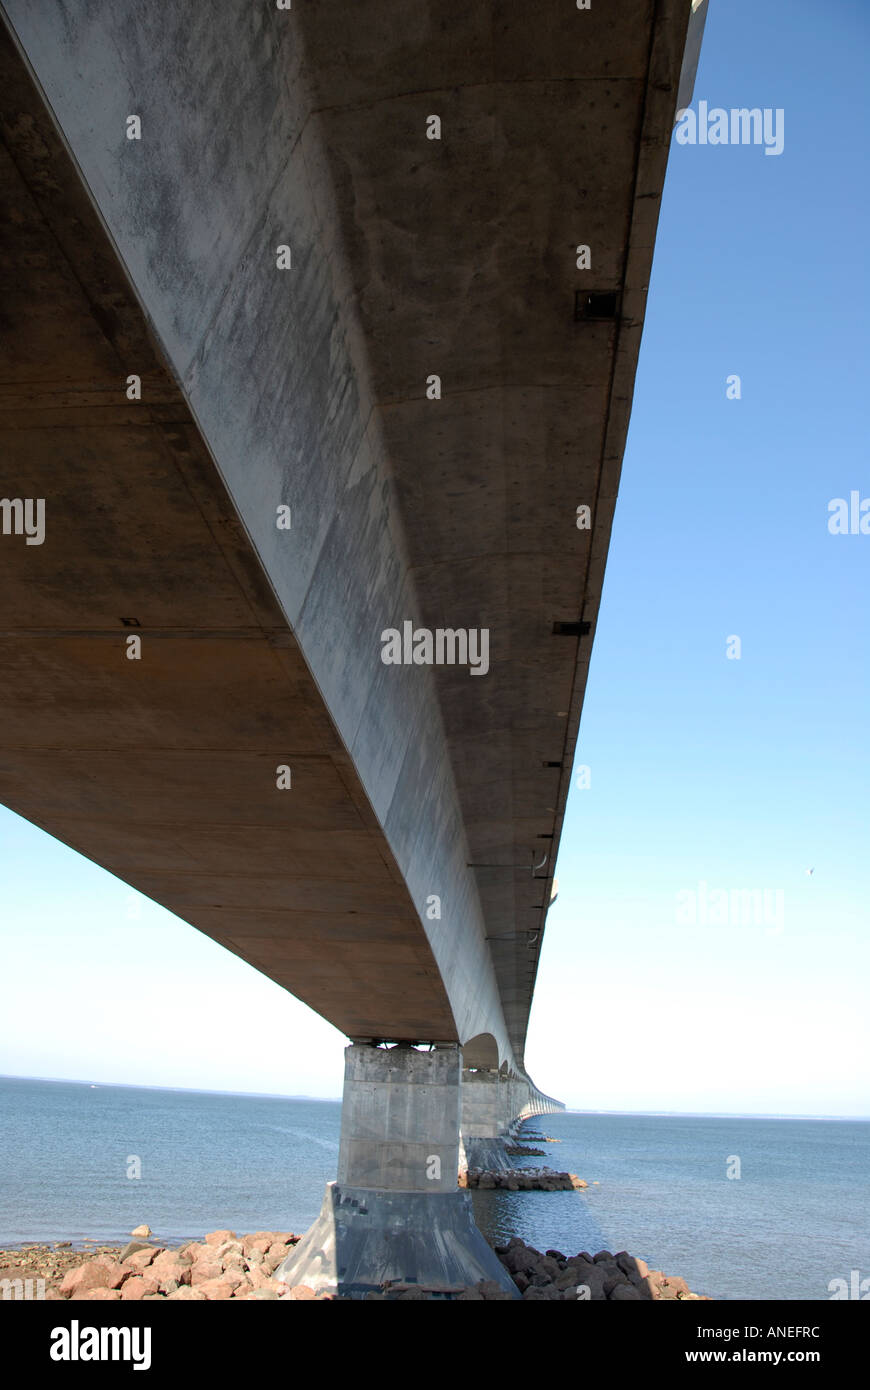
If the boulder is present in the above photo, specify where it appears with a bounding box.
[580,1266,607,1300]
[130,1225,151,1239]
[122,1248,162,1273]
[120,1276,160,1301]
[242,1235,273,1258]
[148,1251,191,1288]
[60,1256,122,1298]
[119,1241,155,1263]
[204,1229,237,1246]
[194,1276,237,1300]
[210,1240,244,1263]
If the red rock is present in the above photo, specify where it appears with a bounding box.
[123,1248,161,1273]
[242,1234,274,1256]
[120,1276,160,1301]
[60,1256,120,1298]
[94,1261,129,1290]
[195,1277,236,1301]
[190,1261,223,1286]
[147,1252,191,1288]
[204,1230,237,1246]
[289,1284,316,1301]
[212,1240,244,1262]
[168,1287,207,1300]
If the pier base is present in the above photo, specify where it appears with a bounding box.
[274,1182,515,1297]
[273,1042,518,1298]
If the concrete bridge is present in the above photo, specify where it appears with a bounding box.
[0,0,705,1295]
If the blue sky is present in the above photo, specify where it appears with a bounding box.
[1,0,867,1115]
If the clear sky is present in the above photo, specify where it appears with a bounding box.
[1,0,867,1116]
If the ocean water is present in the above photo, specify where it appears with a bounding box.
[1,1075,866,1300]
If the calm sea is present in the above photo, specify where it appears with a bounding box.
[1,1075,866,1300]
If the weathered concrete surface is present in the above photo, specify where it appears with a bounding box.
[338,1043,460,1193]
[0,18,456,1045]
[462,1137,515,1175]
[461,1067,501,1139]
[273,1183,518,1299]
[0,2,696,1078]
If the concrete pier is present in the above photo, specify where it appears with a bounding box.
[461,1068,502,1140]
[274,1044,519,1297]
[460,1066,515,1172]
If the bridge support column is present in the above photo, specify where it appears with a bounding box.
[460,1067,500,1139]
[274,1042,518,1298]
[461,1067,512,1172]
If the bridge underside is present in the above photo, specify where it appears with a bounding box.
[0,0,701,1296]
[1,2,696,1095]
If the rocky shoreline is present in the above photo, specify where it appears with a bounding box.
[461,1167,586,1190]
[0,1229,709,1301]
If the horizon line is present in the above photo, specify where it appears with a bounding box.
[2,1073,867,1121]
